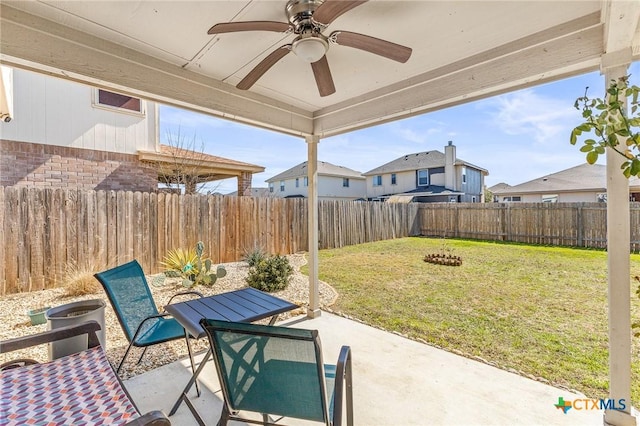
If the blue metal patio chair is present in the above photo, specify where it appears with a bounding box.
[201,318,353,426]
[95,260,203,380]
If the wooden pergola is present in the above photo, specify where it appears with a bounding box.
[2,2,639,423]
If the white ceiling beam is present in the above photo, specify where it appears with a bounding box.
[314,12,605,137]
[0,4,313,137]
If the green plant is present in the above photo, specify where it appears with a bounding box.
[160,241,227,287]
[245,254,293,292]
[571,75,640,177]
[243,246,267,267]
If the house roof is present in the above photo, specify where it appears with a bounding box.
[138,144,264,183]
[363,150,487,176]
[488,183,512,193]
[227,187,271,197]
[492,163,640,195]
[266,161,364,183]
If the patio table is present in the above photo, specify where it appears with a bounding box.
[165,287,298,425]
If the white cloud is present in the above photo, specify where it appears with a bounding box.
[488,89,576,145]
[396,128,427,144]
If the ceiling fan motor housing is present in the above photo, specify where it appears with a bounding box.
[286,0,325,33]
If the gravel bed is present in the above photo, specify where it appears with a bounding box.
[0,254,338,379]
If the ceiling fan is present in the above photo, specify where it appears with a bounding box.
[208,0,412,97]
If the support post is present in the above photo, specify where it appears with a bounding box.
[306,135,321,318]
[602,63,636,426]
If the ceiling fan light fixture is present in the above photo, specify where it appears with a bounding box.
[292,36,328,63]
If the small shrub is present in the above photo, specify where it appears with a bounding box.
[245,254,293,293]
[63,260,104,296]
[160,241,226,287]
[243,246,267,267]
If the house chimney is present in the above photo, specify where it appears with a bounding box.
[445,141,456,190]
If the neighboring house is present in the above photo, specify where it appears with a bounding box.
[363,142,488,203]
[487,182,512,202]
[491,163,640,203]
[227,187,272,197]
[0,67,263,194]
[266,161,366,201]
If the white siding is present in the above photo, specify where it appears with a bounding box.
[0,68,155,154]
[501,192,600,202]
[274,175,366,200]
[367,170,416,197]
[558,192,600,202]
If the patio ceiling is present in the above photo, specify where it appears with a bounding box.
[2,1,639,139]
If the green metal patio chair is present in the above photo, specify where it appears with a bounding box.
[95,260,203,379]
[201,318,353,426]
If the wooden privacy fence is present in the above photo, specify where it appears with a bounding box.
[319,200,420,249]
[0,188,417,295]
[418,202,640,250]
[3,187,640,295]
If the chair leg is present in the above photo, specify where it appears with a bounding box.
[117,341,136,374]
[185,333,201,397]
[136,347,149,365]
[217,404,230,426]
[333,346,353,426]
[345,358,354,426]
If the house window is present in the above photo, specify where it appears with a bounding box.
[503,196,521,202]
[95,89,143,114]
[373,175,382,186]
[417,170,429,186]
[597,193,607,203]
[304,177,308,187]
[343,178,350,187]
[542,194,558,203]
[295,178,299,188]
[462,167,467,184]
[269,183,274,193]
[472,196,476,203]
[280,181,285,191]
[391,173,397,185]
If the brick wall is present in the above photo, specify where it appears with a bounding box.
[0,140,158,191]
[239,171,253,195]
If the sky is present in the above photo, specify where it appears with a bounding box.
[159,62,640,194]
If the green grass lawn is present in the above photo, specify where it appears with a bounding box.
[302,237,640,404]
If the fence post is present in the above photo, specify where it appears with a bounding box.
[577,204,583,247]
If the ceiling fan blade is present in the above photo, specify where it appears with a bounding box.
[311,56,336,97]
[313,0,368,26]
[237,46,291,90]
[208,21,290,35]
[332,31,412,63]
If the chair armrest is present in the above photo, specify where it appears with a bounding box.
[0,321,101,354]
[332,345,353,426]
[166,290,204,305]
[123,410,171,426]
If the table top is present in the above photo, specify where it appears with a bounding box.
[164,287,299,339]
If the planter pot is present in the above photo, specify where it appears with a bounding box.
[27,307,51,326]
[45,299,106,361]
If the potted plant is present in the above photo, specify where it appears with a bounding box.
[27,306,50,326]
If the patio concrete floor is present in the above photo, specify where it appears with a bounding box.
[125,312,603,425]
